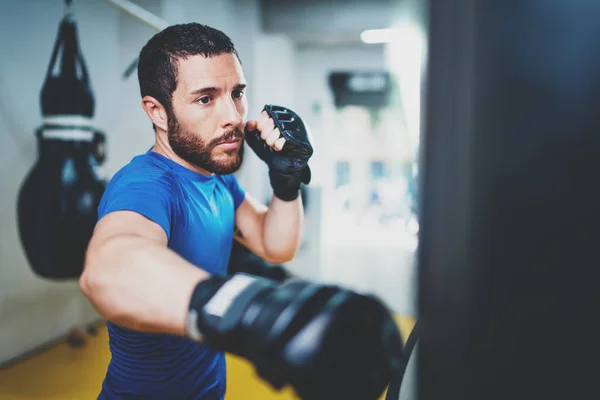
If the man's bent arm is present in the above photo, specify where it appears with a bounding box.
[263,195,303,260]
[79,211,209,337]
[235,194,303,265]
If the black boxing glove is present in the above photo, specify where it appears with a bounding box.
[245,105,313,201]
[187,274,403,400]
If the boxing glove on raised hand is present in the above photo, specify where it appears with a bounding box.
[245,105,313,201]
[187,274,403,400]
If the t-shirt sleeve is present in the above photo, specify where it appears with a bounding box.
[227,174,246,210]
[97,173,174,240]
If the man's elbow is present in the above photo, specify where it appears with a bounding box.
[78,272,91,300]
[79,249,96,300]
[79,267,101,305]
[264,248,297,265]
[79,265,99,310]
[79,247,116,319]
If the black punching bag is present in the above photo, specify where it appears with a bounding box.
[17,5,107,280]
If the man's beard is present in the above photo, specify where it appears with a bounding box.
[167,113,245,175]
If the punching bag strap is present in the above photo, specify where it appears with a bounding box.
[41,0,95,118]
[44,3,89,86]
[385,319,420,400]
[64,0,73,17]
[69,0,90,88]
[44,17,65,84]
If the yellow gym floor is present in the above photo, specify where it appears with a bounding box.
[0,316,415,400]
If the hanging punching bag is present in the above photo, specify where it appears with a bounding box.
[17,2,107,280]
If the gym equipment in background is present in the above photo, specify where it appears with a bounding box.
[328,71,392,109]
[17,0,107,280]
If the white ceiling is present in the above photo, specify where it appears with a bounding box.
[260,0,397,45]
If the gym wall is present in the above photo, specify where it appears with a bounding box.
[1,0,126,365]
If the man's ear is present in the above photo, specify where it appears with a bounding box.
[141,96,168,131]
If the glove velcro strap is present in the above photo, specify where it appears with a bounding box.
[188,274,275,350]
[269,169,303,201]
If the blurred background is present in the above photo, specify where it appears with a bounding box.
[0,0,425,398]
[3,1,600,400]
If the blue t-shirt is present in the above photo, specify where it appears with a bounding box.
[96,150,246,400]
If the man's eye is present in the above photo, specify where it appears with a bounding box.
[198,96,211,104]
[232,90,244,99]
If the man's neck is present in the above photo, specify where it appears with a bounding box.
[152,131,212,176]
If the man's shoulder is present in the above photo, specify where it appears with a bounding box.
[107,152,177,191]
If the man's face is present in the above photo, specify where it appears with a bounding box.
[168,53,247,174]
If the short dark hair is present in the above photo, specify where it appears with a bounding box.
[137,23,240,124]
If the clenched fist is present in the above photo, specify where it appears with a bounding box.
[245,105,313,201]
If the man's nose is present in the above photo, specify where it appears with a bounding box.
[220,97,243,128]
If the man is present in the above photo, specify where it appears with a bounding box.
[80,23,402,400]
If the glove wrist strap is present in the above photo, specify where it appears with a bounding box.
[187,274,276,356]
[187,275,228,342]
[269,169,302,201]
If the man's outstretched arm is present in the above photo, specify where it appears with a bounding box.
[79,210,208,336]
[80,208,402,400]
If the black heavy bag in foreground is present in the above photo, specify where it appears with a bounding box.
[17,10,106,280]
[188,274,403,400]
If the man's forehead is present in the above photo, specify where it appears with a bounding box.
[177,53,244,88]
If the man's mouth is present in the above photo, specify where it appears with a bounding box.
[217,138,242,149]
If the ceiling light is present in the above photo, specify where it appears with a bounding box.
[360,29,400,44]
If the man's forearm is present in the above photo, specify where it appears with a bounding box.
[262,195,303,263]
[80,235,209,336]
